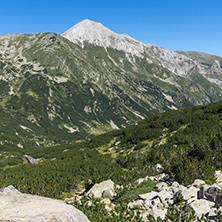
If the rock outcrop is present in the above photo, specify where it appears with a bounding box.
[22,155,38,164]
[0,185,89,222]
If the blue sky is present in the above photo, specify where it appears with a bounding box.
[1,0,222,56]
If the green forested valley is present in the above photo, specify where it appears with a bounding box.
[1,101,222,196]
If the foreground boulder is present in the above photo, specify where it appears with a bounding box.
[0,185,89,222]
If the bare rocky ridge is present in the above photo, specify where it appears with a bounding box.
[62,19,222,81]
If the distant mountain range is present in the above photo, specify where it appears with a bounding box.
[0,19,222,145]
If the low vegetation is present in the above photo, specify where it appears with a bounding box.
[1,101,222,220]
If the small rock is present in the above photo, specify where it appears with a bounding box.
[154,164,164,172]
[181,186,198,200]
[149,176,158,181]
[155,182,168,191]
[215,170,222,183]
[158,190,172,203]
[208,207,218,220]
[192,179,206,188]
[138,191,158,200]
[150,208,167,220]
[102,188,115,199]
[100,198,111,205]
[143,199,152,209]
[171,181,180,188]
[135,178,145,186]
[134,199,144,207]
[151,197,161,207]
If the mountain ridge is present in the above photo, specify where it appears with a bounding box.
[62,19,222,77]
[0,20,222,144]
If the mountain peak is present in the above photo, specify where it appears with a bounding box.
[62,19,115,45]
[61,19,145,57]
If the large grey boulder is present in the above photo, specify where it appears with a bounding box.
[188,199,215,218]
[0,185,89,222]
[86,179,115,199]
[204,185,222,205]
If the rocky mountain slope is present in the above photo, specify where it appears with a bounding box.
[1,19,222,144]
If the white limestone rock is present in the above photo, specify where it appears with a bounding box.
[138,191,159,200]
[192,179,206,188]
[155,182,168,192]
[188,199,215,218]
[158,190,173,203]
[0,185,89,222]
[86,179,115,199]
[181,186,199,200]
[149,208,167,220]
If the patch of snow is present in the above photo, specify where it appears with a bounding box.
[167,105,177,110]
[154,75,181,88]
[53,76,68,83]
[84,106,92,113]
[110,120,119,129]
[19,125,33,132]
[132,111,145,120]
[64,125,80,133]
[90,88,95,96]
[207,78,222,86]
[8,86,14,95]
[49,87,52,97]
[17,143,23,149]
[162,93,174,103]
[36,141,40,146]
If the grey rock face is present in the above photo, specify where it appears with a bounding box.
[198,184,210,199]
[204,186,222,206]
[0,185,89,222]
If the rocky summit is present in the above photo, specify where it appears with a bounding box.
[1,19,222,144]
